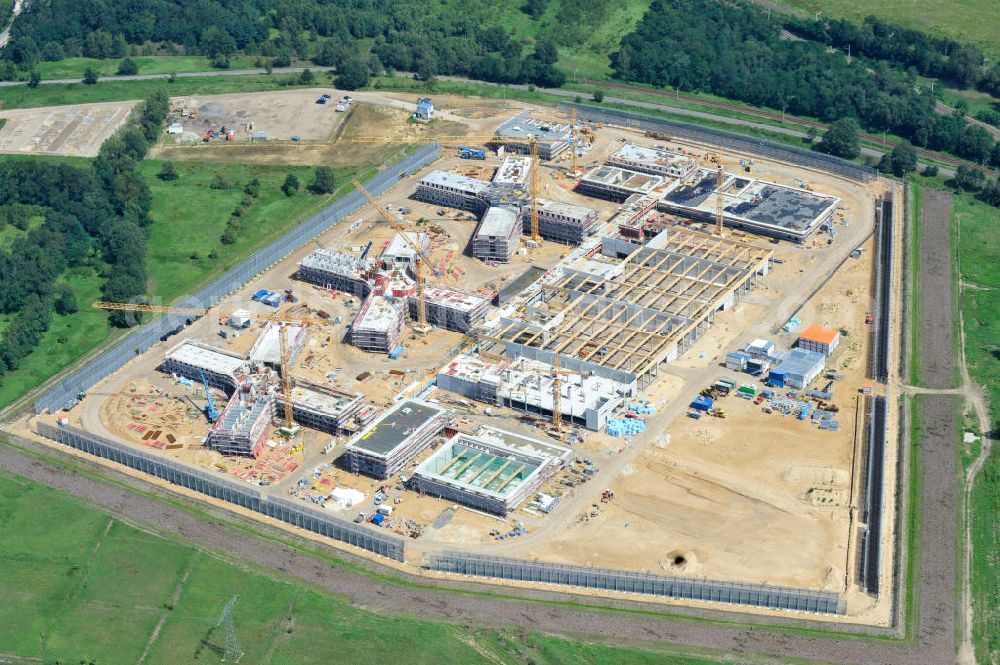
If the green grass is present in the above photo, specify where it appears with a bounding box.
[772,0,1000,57]
[0,468,726,664]
[0,268,116,408]
[140,160,367,305]
[34,55,267,80]
[952,192,1000,663]
[0,72,323,110]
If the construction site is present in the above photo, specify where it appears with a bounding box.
[20,90,904,626]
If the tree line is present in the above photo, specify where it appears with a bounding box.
[785,14,1000,97]
[611,0,998,167]
[0,0,566,89]
[0,91,167,378]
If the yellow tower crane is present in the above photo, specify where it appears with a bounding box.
[345,132,547,244]
[92,301,330,431]
[715,164,726,237]
[352,178,442,332]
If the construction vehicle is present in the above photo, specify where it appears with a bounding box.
[865,312,875,324]
[92,301,332,434]
[457,146,486,160]
[199,370,220,422]
[644,130,673,142]
[352,179,441,332]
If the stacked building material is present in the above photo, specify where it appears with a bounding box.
[350,295,406,353]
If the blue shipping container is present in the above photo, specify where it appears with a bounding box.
[768,369,787,387]
[691,395,713,411]
[388,345,404,359]
[372,513,385,526]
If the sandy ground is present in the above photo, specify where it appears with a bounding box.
[16,100,903,623]
[0,100,136,157]
[152,88,520,167]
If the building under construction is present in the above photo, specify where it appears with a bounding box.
[491,155,532,190]
[493,114,572,160]
[297,248,376,298]
[412,426,571,515]
[248,322,307,369]
[412,286,492,332]
[276,380,374,435]
[437,353,630,431]
[206,391,274,458]
[342,399,451,479]
[658,169,841,242]
[480,227,773,387]
[473,206,522,263]
[607,143,699,180]
[163,340,245,390]
[350,295,407,353]
[413,170,491,213]
[381,232,431,268]
[530,198,601,245]
[576,165,664,203]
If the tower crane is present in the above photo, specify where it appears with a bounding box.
[714,150,726,236]
[352,178,441,332]
[345,132,548,244]
[92,301,330,431]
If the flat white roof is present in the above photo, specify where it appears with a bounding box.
[289,383,361,415]
[383,232,428,260]
[611,143,695,168]
[581,165,662,194]
[536,198,597,220]
[420,170,491,194]
[424,286,491,313]
[354,296,405,332]
[476,206,520,237]
[165,340,245,376]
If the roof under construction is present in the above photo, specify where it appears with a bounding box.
[347,399,446,457]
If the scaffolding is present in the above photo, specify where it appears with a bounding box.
[350,295,406,353]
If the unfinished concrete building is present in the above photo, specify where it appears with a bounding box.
[493,114,571,160]
[206,392,274,458]
[413,170,491,213]
[412,427,571,515]
[491,155,532,190]
[297,248,375,298]
[381,232,430,268]
[342,399,450,479]
[473,206,521,263]
[248,323,307,369]
[606,195,662,245]
[607,143,699,180]
[658,169,841,242]
[350,295,406,353]
[480,228,773,387]
[437,353,630,430]
[530,198,601,245]
[412,286,491,332]
[163,340,245,391]
[576,165,664,203]
[276,380,374,435]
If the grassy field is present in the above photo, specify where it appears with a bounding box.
[34,55,269,80]
[140,160,368,305]
[0,468,721,665]
[951,192,1000,663]
[0,156,369,410]
[0,72,321,110]
[773,0,1000,56]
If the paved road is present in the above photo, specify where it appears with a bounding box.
[0,0,23,49]
[0,66,960,175]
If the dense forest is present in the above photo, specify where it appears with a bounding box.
[612,0,999,168]
[0,0,565,87]
[0,92,167,380]
[786,14,1000,97]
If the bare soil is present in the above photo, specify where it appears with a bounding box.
[918,189,955,389]
[0,100,135,157]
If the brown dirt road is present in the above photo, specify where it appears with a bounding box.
[918,189,956,389]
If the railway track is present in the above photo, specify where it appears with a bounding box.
[584,78,996,176]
